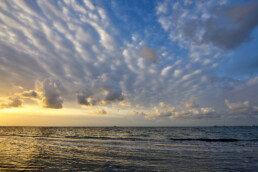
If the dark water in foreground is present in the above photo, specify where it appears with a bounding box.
[0,127,257,171]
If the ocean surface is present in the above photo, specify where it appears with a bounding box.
[0,126,257,171]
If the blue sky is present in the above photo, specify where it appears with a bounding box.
[0,0,257,126]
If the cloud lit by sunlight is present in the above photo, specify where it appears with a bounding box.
[0,0,257,126]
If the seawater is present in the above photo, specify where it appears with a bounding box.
[0,126,257,171]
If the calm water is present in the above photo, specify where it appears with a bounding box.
[0,126,257,171]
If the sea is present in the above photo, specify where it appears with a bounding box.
[0,126,257,171]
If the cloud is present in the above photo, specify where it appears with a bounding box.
[141,47,158,63]
[184,98,199,109]
[3,77,64,109]
[201,1,258,50]
[187,109,199,115]
[185,103,199,109]
[22,90,38,98]
[159,102,166,107]
[119,101,131,107]
[133,101,215,120]
[90,108,107,115]
[0,0,257,125]
[156,0,258,89]
[155,106,175,117]
[159,1,258,50]
[133,105,175,120]
[173,69,182,77]
[161,66,173,76]
[134,111,147,117]
[0,96,22,109]
[200,107,215,115]
[36,77,64,109]
[77,90,92,106]
[157,0,224,62]
[170,107,216,119]
[0,77,64,109]
[77,75,124,107]
[225,99,249,111]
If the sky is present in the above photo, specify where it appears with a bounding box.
[0,0,257,126]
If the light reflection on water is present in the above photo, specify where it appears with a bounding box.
[0,127,258,171]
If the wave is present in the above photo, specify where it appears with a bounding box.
[169,138,240,142]
[0,134,150,141]
[65,136,149,141]
[1,134,257,143]
[66,136,258,143]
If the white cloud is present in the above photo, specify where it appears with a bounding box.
[200,107,215,115]
[156,0,169,15]
[225,99,249,111]
[0,0,257,125]
[161,66,173,76]
[133,101,216,120]
[173,69,182,77]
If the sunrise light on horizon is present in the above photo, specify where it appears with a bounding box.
[0,0,258,126]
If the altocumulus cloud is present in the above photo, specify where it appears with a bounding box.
[158,0,258,50]
[0,0,257,124]
[225,99,250,112]
[202,1,258,50]
[141,47,158,63]
[133,102,216,121]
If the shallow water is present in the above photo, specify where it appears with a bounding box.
[0,126,257,171]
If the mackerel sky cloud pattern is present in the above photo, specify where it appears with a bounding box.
[0,0,257,126]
